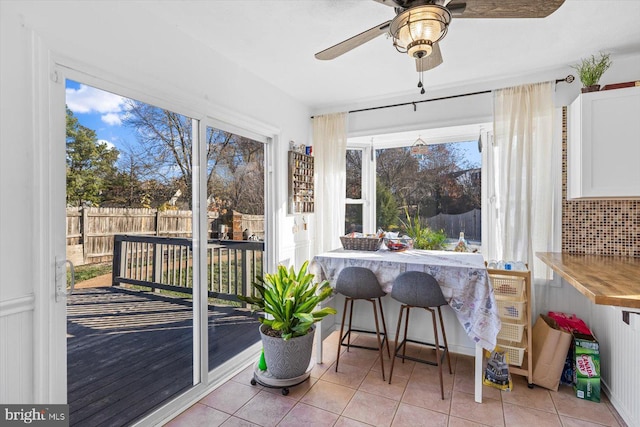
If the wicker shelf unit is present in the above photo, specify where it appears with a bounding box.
[487,267,533,386]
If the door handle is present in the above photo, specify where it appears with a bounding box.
[55,258,75,302]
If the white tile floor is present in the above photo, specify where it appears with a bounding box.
[165,331,627,427]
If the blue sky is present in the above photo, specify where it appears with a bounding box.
[454,141,481,168]
[65,79,134,152]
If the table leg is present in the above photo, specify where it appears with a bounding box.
[475,343,483,403]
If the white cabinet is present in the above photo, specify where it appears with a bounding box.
[568,86,640,199]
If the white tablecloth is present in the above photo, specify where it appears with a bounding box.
[311,248,501,351]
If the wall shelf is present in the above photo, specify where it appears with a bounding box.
[288,151,314,214]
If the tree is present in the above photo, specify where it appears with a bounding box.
[124,101,264,213]
[346,149,362,199]
[123,101,194,207]
[376,142,476,223]
[101,156,178,209]
[417,143,466,215]
[66,107,119,206]
[376,180,398,231]
[376,147,420,206]
[206,128,264,215]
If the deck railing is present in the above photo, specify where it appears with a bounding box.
[112,234,264,303]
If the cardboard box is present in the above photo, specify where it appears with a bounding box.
[573,333,601,402]
[531,314,573,391]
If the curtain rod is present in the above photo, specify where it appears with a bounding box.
[312,75,575,118]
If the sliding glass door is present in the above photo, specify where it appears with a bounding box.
[59,69,274,424]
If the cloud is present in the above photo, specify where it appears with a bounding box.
[101,113,122,126]
[66,84,129,125]
[97,139,116,150]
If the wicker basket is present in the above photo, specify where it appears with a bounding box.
[340,236,383,251]
[496,297,526,321]
[497,335,527,367]
[497,317,527,342]
[491,274,525,299]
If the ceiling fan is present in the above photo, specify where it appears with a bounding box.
[315,0,566,77]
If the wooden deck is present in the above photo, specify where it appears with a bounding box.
[67,286,261,427]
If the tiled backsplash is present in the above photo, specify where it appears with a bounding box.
[561,107,640,257]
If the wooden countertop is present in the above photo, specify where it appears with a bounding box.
[536,252,640,309]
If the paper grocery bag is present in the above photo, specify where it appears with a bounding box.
[532,314,572,391]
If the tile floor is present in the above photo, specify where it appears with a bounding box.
[165,331,627,427]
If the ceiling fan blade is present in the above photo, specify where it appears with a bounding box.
[452,0,565,18]
[447,2,466,15]
[315,21,391,60]
[416,42,443,72]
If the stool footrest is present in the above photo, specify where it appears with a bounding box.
[394,338,448,366]
[340,328,387,352]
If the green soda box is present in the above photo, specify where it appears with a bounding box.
[573,333,600,402]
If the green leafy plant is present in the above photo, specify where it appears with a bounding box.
[400,207,447,250]
[238,261,337,340]
[571,52,612,87]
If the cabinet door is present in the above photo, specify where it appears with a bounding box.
[568,86,640,199]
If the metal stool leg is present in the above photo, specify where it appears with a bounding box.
[430,307,444,400]
[377,297,390,357]
[388,304,407,384]
[437,306,452,375]
[371,299,386,381]
[336,297,349,372]
[401,306,411,362]
[346,298,355,350]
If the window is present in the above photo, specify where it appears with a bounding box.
[347,124,488,250]
[345,149,363,233]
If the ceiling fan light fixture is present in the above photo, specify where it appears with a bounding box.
[408,40,432,59]
[390,5,451,58]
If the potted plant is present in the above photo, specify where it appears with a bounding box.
[400,207,447,250]
[239,260,336,379]
[571,52,612,93]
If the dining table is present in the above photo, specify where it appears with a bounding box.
[310,248,501,404]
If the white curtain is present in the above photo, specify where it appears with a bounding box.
[312,113,348,255]
[489,82,555,280]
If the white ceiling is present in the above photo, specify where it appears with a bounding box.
[152,0,640,111]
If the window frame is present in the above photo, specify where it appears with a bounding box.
[345,145,376,234]
[347,123,491,248]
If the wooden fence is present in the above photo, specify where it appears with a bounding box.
[426,208,481,241]
[67,207,264,266]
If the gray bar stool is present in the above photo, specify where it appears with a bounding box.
[388,271,452,399]
[335,266,390,380]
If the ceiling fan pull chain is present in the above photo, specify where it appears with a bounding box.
[418,69,426,95]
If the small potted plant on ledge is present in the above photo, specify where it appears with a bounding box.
[572,52,612,93]
[239,260,336,379]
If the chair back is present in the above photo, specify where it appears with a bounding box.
[391,271,447,308]
[335,267,386,299]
